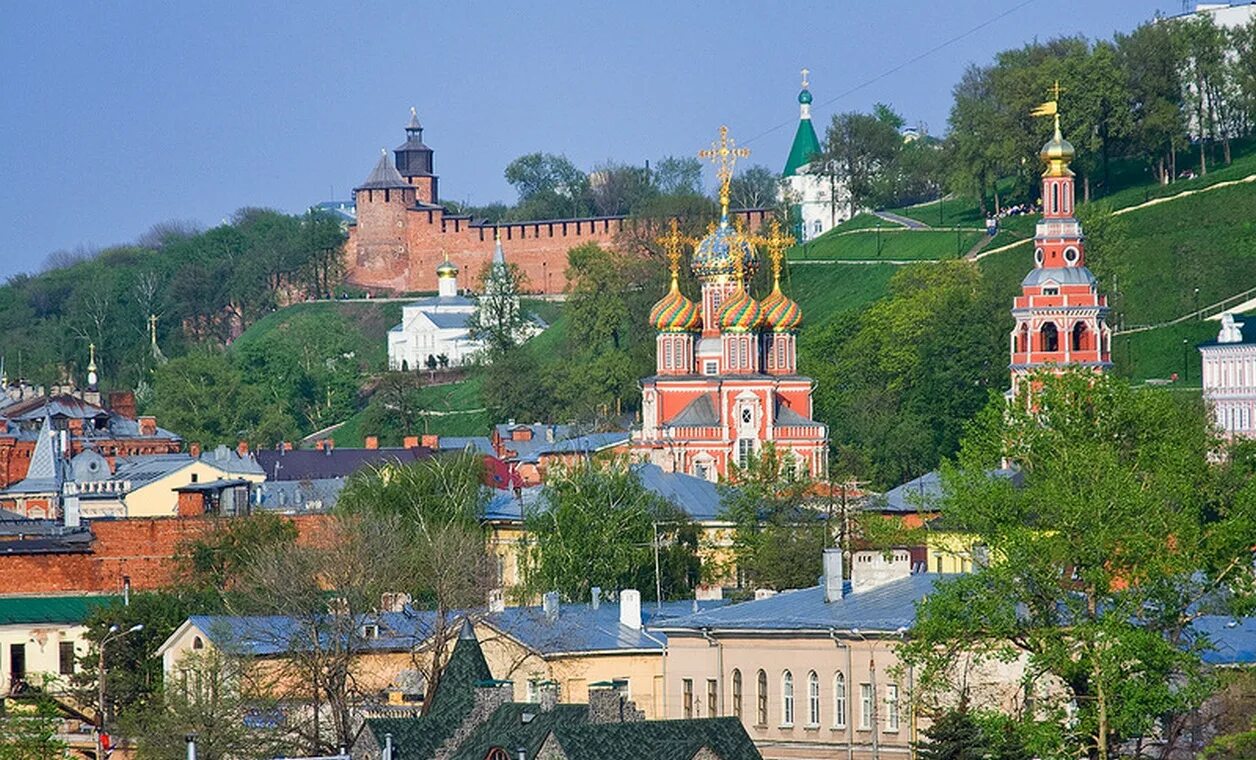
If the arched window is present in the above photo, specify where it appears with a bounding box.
[782,670,794,726]
[833,672,847,728]
[807,671,820,726]
[756,669,768,725]
[732,669,743,719]
[1018,324,1029,353]
[1041,322,1059,352]
[485,748,511,760]
[192,636,204,650]
[1072,322,1087,352]
[1052,183,1060,213]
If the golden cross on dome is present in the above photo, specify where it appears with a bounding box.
[698,125,750,216]
[656,218,691,277]
[87,342,97,370]
[756,218,795,284]
[1049,80,1064,101]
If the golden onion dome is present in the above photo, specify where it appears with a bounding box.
[717,287,762,333]
[760,284,803,332]
[436,258,459,278]
[1040,118,1075,177]
[649,278,702,333]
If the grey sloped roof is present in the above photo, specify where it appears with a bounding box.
[485,599,728,655]
[200,445,264,475]
[408,295,476,309]
[667,395,718,427]
[4,417,63,495]
[633,463,723,521]
[356,152,411,190]
[1021,265,1096,288]
[656,574,955,633]
[494,424,628,464]
[254,478,344,513]
[872,468,1022,514]
[774,399,823,428]
[435,436,493,456]
[423,311,472,330]
[111,454,195,489]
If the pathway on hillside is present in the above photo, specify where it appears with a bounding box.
[873,210,930,229]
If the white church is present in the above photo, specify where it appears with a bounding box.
[387,237,543,370]
[780,70,851,242]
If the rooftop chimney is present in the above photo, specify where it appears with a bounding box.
[619,589,641,630]
[188,442,201,459]
[138,415,157,436]
[365,435,379,450]
[542,591,560,622]
[403,435,420,449]
[237,440,249,456]
[695,584,723,601]
[591,586,601,610]
[754,589,778,601]
[823,548,844,602]
[488,588,505,613]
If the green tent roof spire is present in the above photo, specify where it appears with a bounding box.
[783,68,821,177]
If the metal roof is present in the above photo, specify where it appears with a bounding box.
[255,477,345,513]
[657,574,956,633]
[493,424,628,464]
[199,445,265,475]
[873,468,1021,514]
[481,464,723,523]
[1021,266,1097,287]
[0,594,120,625]
[666,395,718,427]
[485,599,729,655]
[1190,615,1256,666]
[255,446,434,481]
[356,152,412,191]
[774,401,823,428]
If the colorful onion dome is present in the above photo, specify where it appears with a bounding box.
[692,221,758,280]
[760,284,803,332]
[649,278,702,332]
[717,287,762,333]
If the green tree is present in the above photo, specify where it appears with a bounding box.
[360,372,429,442]
[720,444,826,591]
[335,455,494,712]
[467,259,533,353]
[727,165,781,211]
[520,460,698,602]
[126,649,283,760]
[0,681,70,760]
[652,156,703,196]
[150,351,299,447]
[1116,20,1189,184]
[503,152,591,219]
[175,512,299,593]
[902,370,1256,760]
[822,111,902,216]
[589,161,657,216]
[481,346,553,423]
[913,707,987,760]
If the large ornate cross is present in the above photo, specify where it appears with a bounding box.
[699,125,750,214]
[656,218,691,277]
[756,218,795,283]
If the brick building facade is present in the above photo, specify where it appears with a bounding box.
[343,111,768,295]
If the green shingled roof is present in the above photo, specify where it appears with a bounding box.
[783,118,822,177]
[0,596,120,626]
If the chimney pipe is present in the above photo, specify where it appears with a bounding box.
[619,589,641,630]
[383,733,393,760]
[542,591,559,622]
[824,548,844,602]
[185,734,197,760]
[591,586,601,610]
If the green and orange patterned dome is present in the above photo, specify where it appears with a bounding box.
[717,287,762,332]
[760,284,802,331]
[649,278,702,332]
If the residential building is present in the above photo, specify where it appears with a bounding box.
[781,70,848,241]
[254,441,433,481]
[656,550,1026,760]
[633,132,828,482]
[351,620,761,760]
[1200,312,1256,438]
[0,595,118,697]
[491,423,629,486]
[1009,102,1112,396]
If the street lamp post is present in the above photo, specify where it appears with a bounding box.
[1183,338,1190,384]
[1195,287,1201,320]
[96,623,143,759]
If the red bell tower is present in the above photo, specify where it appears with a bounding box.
[1009,94,1112,396]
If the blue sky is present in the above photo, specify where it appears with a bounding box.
[0,1,1171,277]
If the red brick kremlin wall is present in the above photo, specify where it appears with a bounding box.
[345,204,770,295]
[0,514,333,595]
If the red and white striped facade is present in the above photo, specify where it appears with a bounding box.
[1009,123,1113,396]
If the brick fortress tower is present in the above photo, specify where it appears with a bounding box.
[632,127,828,482]
[1009,87,1112,396]
[343,110,770,296]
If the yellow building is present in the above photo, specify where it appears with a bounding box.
[0,595,119,698]
[71,447,264,519]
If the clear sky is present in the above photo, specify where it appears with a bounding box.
[0,1,1174,277]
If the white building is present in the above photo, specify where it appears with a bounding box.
[387,238,543,370]
[1200,312,1256,438]
[780,70,849,242]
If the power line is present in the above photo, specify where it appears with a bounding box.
[740,0,1038,147]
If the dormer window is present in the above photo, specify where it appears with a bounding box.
[1043,287,1059,296]
[361,624,380,639]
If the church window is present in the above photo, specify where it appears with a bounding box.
[1018,324,1029,353]
[1034,248,1044,266]
[1072,322,1087,351]
[694,461,711,481]
[741,407,754,426]
[1052,183,1059,214]
[704,361,718,376]
[1040,323,1059,352]
[737,438,754,467]
[1043,287,1059,296]
[1064,246,1080,265]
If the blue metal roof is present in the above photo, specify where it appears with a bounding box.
[436,437,494,456]
[188,610,437,657]
[255,478,345,513]
[657,574,956,633]
[1188,615,1256,666]
[425,312,473,330]
[481,464,724,523]
[486,599,730,654]
[1021,266,1097,288]
[494,424,628,464]
[872,468,1021,514]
